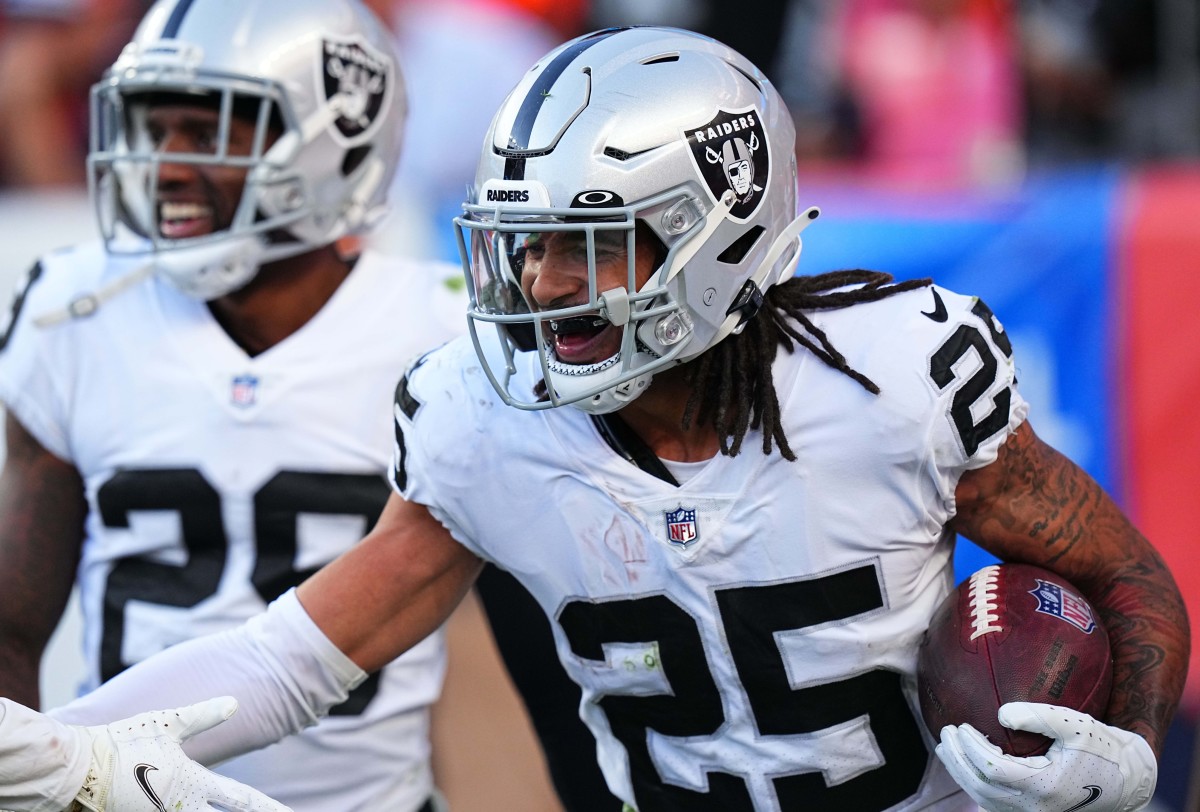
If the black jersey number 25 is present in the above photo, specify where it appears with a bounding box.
[559,564,929,811]
[96,468,389,716]
[929,298,1014,456]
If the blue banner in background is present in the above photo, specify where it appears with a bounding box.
[795,168,1121,582]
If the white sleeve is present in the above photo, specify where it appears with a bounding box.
[0,698,89,812]
[48,589,367,767]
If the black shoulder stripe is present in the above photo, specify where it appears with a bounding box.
[392,420,408,492]
[394,350,435,420]
[0,260,44,353]
[394,373,421,421]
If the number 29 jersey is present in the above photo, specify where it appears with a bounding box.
[0,241,465,812]
[394,283,1028,812]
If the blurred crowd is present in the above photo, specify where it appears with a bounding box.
[1,0,1196,206]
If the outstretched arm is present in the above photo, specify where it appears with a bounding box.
[950,420,1189,756]
[297,491,485,674]
[51,492,482,765]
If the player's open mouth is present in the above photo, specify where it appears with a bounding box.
[546,314,617,367]
[159,201,215,239]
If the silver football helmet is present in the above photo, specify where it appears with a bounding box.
[88,0,404,300]
[455,27,818,414]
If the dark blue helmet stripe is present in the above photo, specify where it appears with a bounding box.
[503,157,526,181]
[161,0,199,38]
[507,28,622,153]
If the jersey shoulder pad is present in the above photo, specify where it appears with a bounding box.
[0,241,113,351]
[389,336,493,495]
[816,283,1016,377]
[814,282,1026,470]
[0,240,154,343]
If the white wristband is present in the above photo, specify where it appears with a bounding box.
[0,698,90,812]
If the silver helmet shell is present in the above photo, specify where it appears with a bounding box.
[89,0,404,300]
[455,27,815,414]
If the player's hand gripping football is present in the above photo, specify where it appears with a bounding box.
[69,697,292,812]
[935,702,1156,812]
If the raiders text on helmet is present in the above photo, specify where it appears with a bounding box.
[455,27,817,413]
[88,0,405,300]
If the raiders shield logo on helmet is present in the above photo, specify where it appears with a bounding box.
[685,107,769,222]
[321,35,392,144]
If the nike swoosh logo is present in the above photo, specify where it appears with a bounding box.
[1063,785,1103,812]
[134,763,167,812]
[922,288,948,322]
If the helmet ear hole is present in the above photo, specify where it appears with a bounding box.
[635,221,668,269]
[341,145,371,176]
[717,226,764,265]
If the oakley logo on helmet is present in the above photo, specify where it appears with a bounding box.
[322,36,391,144]
[686,108,768,222]
[571,190,625,208]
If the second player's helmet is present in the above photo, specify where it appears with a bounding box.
[456,26,817,414]
[89,0,404,299]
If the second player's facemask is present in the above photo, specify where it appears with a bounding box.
[85,0,404,301]
[90,81,298,300]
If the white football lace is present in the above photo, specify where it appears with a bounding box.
[967,564,1004,640]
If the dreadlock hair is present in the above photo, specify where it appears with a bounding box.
[680,270,932,462]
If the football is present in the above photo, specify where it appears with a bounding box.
[917,562,1113,756]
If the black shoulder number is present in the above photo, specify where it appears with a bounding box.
[928,298,1014,456]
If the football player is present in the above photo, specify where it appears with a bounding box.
[0,25,1188,812]
[0,1,463,811]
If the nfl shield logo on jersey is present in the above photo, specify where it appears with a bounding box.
[665,506,699,547]
[1029,579,1097,634]
[231,374,259,408]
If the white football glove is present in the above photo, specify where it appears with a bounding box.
[69,697,292,812]
[936,702,1157,812]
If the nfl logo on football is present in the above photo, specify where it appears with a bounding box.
[665,506,699,547]
[1030,579,1097,634]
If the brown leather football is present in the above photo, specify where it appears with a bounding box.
[917,563,1113,756]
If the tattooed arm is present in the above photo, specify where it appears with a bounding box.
[951,420,1190,756]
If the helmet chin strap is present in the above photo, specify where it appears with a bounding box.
[760,206,821,289]
[712,205,821,344]
[35,230,266,328]
[33,261,157,327]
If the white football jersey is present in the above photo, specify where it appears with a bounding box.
[393,284,1026,812]
[0,241,466,812]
